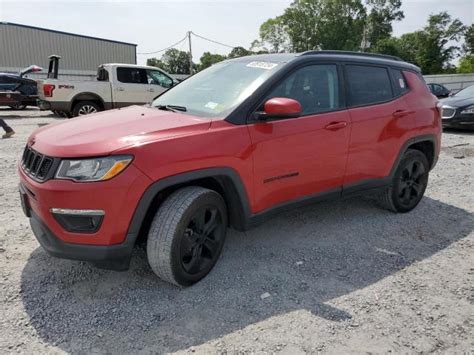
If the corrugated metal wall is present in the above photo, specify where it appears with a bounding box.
[0,22,136,76]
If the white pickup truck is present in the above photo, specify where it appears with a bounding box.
[37,56,175,117]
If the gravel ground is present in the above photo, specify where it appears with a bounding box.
[0,108,473,354]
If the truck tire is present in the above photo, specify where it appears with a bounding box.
[147,186,227,287]
[379,149,429,213]
[72,101,100,117]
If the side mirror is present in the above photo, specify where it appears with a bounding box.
[254,97,302,121]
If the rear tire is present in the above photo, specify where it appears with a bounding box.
[380,149,429,213]
[72,101,100,117]
[147,187,227,287]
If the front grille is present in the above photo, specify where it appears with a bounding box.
[21,146,55,181]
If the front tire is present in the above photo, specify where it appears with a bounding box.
[380,149,429,213]
[147,187,227,287]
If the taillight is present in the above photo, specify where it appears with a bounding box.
[43,84,55,97]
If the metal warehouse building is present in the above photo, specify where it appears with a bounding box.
[0,22,136,80]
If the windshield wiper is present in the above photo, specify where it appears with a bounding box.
[155,104,187,112]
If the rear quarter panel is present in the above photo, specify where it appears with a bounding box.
[37,79,112,104]
[402,71,441,157]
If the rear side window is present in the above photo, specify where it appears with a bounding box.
[346,65,393,106]
[117,67,147,84]
[391,69,409,96]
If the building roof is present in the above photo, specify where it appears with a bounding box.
[0,22,137,47]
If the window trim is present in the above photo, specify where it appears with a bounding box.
[247,62,346,124]
[343,63,396,109]
[116,67,148,85]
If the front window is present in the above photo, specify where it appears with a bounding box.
[152,60,282,118]
[147,70,173,88]
[454,85,474,98]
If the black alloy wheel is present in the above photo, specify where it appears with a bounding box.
[180,205,224,275]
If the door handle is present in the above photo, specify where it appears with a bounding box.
[324,121,347,131]
[392,110,414,118]
[146,88,155,93]
[115,87,125,92]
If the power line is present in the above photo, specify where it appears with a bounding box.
[136,31,240,56]
[137,34,188,55]
[191,31,237,49]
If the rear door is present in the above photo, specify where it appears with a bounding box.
[343,64,415,187]
[247,64,351,212]
[113,67,150,106]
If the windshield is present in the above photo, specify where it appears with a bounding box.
[454,85,474,98]
[152,60,282,118]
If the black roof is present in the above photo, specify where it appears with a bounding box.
[231,50,420,72]
[0,22,137,47]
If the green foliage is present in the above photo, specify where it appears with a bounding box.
[458,54,474,73]
[228,47,252,58]
[365,0,404,46]
[147,49,193,75]
[256,0,404,52]
[259,16,290,53]
[198,52,227,71]
[464,24,474,54]
[372,12,465,74]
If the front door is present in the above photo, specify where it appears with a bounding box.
[247,64,351,212]
[146,69,174,101]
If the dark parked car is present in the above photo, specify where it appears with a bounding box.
[0,65,42,109]
[440,85,474,129]
[428,83,451,98]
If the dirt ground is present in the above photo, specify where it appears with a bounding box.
[0,108,473,354]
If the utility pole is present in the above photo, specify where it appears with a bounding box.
[188,31,193,75]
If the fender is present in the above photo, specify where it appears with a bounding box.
[125,167,252,244]
[70,91,106,111]
[389,134,438,175]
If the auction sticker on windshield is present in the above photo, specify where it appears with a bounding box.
[246,61,278,70]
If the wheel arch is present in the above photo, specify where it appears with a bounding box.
[71,92,105,111]
[127,168,252,246]
[391,134,438,177]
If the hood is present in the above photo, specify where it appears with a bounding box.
[440,96,474,108]
[30,106,212,157]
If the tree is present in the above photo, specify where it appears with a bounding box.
[228,46,252,58]
[458,54,474,73]
[463,24,474,54]
[365,0,404,47]
[254,0,404,53]
[259,16,290,53]
[421,12,465,73]
[146,57,167,70]
[198,52,226,71]
[372,12,465,74]
[147,49,193,74]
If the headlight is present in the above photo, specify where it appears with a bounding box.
[460,105,474,115]
[55,155,133,182]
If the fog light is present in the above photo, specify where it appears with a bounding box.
[50,208,104,233]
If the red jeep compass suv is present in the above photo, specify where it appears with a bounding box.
[19,51,441,286]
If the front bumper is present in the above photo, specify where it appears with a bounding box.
[19,162,153,269]
[29,209,134,270]
[442,113,474,129]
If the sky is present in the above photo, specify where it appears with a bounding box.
[0,0,472,65]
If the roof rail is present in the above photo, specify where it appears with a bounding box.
[301,50,403,62]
